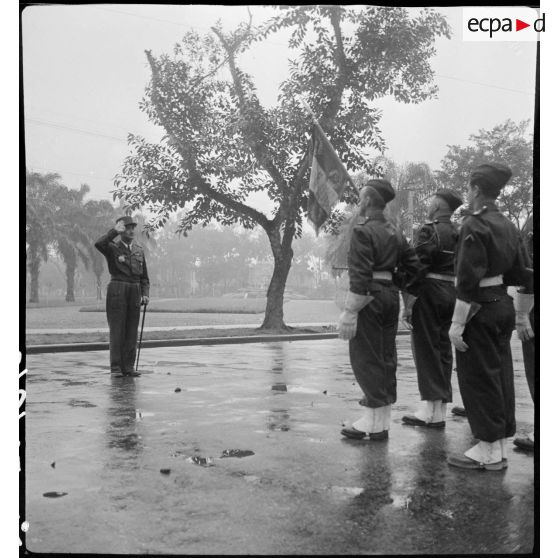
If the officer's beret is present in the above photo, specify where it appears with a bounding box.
[365,179,395,204]
[116,215,137,227]
[434,188,463,212]
[470,163,512,193]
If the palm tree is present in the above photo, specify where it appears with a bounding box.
[26,170,60,302]
[49,183,92,302]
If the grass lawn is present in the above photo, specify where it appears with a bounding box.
[79,297,267,314]
[25,299,342,345]
[26,325,337,346]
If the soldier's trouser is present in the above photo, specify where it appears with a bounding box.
[411,280,455,402]
[349,282,400,408]
[522,309,535,403]
[456,295,516,442]
[106,280,141,373]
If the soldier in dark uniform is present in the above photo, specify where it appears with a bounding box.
[401,189,463,428]
[447,163,533,470]
[338,179,421,440]
[95,216,150,377]
[513,215,535,451]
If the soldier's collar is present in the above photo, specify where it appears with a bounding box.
[472,201,499,216]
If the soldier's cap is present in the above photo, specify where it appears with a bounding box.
[434,188,463,212]
[364,178,395,204]
[470,163,512,192]
[116,215,137,227]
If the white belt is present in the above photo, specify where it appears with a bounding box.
[426,273,454,282]
[373,270,392,281]
[479,275,503,287]
[452,275,503,287]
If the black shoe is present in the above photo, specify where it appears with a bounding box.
[402,415,445,428]
[513,437,534,452]
[123,370,141,377]
[341,427,388,441]
[447,453,505,471]
[451,406,467,417]
[341,426,366,439]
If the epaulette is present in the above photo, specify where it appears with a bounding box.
[356,216,370,226]
[424,220,435,226]
[472,206,488,217]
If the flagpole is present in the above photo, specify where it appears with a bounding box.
[299,99,359,197]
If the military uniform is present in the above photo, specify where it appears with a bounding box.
[514,215,535,451]
[95,217,150,376]
[403,189,462,428]
[448,163,532,470]
[339,179,421,440]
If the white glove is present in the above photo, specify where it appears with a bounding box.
[449,299,471,352]
[338,291,373,341]
[513,291,534,342]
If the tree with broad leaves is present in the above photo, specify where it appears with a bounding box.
[436,119,533,228]
[114,5,450,329]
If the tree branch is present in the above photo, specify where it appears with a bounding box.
[144,50,272,232]
[211,27,291,198]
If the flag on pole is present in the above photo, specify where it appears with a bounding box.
[307,123,353,234]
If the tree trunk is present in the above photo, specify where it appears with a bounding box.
[65,261,76,302]
[28,251,40,303]
[260,242,293,330]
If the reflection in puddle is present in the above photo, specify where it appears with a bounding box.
[267,408,290,432]
[271,383,287,392]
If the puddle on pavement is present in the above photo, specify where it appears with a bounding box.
[43,491,68,498]
[62,380,93,387]
[68,399,97,408]
[221,449,255,458]
[108,433,142,451]
[271,383,287,392]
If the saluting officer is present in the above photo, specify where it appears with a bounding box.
[402,189,463,428]
[95,216,150,377]
[513,214,536,452]
[338,179,421,440]
[447,163,533,470]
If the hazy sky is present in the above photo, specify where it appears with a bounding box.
[22,4,537,208]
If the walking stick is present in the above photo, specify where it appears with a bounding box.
[135,301,147,372]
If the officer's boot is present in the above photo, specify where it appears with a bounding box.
[514,431,535,452]
[448,440,505,471]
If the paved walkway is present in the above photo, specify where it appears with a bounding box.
[23,337,534,555]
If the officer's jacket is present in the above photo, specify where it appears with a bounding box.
[95,229,150,296]
[348,210,421,296]
[455,202,532,303]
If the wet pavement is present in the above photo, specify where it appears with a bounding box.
[24,337,535,554]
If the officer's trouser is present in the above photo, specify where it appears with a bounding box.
[411,279,455,402]
[456,294,516,442]
[106,280,141,373]
[349,282,400,408]
[522,309,535,403]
